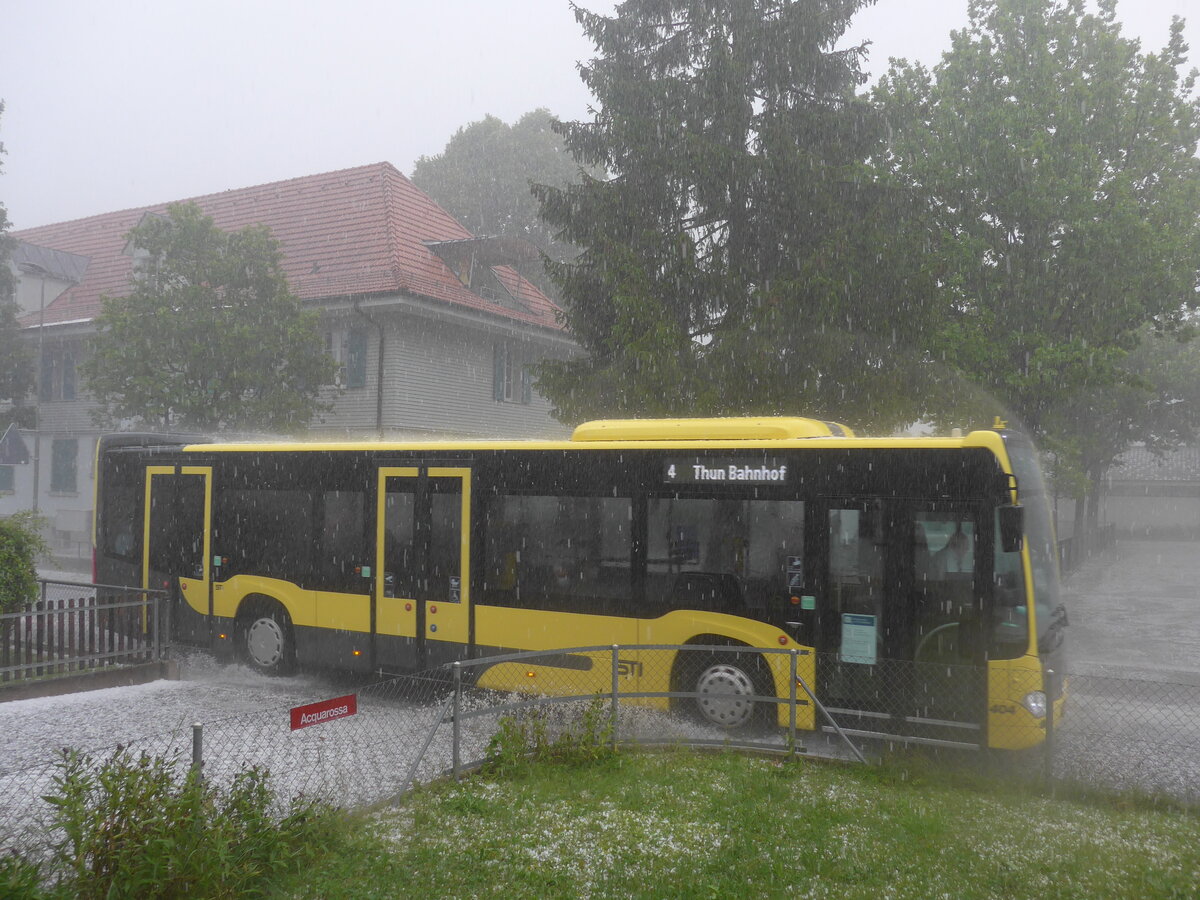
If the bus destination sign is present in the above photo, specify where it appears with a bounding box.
[664,459,789,485]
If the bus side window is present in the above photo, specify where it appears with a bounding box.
[646,497,804,620]
[482,494,631,614]
[319,490,365,592]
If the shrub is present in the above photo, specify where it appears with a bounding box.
[0,510,46,614]
[484,698,615,775]
[39,748,333,899]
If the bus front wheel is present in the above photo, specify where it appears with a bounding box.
[240,601,294,675]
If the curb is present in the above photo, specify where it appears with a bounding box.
[0,660,180,704]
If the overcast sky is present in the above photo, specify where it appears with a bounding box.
[1,0,1195,230]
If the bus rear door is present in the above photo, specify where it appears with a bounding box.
[143,465,212,645]
[375,466,471,669]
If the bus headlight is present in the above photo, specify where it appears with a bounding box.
[1021,690,1048,719]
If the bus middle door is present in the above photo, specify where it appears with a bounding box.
[376,466,472,670]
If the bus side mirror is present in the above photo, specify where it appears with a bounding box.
[999,505,1024,553]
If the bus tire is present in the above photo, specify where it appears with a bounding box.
[678,648,770,730]
[239,599,295,676]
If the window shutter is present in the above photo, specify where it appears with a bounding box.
[51,439,78,493]
[521,365,532,405]
[40,352,54,401]
[493,345,505,402]
[62,348,76,401]
[346,331,368,389]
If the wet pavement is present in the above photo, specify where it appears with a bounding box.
[1063,539,1200,683]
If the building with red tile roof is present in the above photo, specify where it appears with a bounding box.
[2,162,578,559]
[12,162,564,333]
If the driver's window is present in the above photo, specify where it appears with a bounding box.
[992,509,1029,659]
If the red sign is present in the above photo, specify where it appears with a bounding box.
[290,693,357,731]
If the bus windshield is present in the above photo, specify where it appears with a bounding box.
[1003,434,1064,651]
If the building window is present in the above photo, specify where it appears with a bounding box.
[493,344,532,404]
[0,466,13,493]
[51,438,77,493]
[325,328,368,389]
[39,344,78,401]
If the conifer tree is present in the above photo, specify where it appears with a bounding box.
[534,0,940,428]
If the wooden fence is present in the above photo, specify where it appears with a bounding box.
[0,580,169,684]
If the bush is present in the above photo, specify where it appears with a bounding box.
[36,748,334,899]
[0,851,47,899]
[484,698,615,776]
[0,511,46,614]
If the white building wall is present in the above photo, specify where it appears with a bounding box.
[312,305,574,439]
[0,428,96,564]
[6,293,578,566]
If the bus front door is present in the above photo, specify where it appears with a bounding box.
[814,498,987,747]
[143,466,212,646]
[376,466,471,670]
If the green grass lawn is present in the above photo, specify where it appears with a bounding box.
[272,750,1200,899]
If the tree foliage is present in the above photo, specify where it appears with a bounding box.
[0,511,46,614]
[81,203,336,432]
[1045,323,1200,494]
[875,0,1200,450]
[0,100,35,424]
[411,109,591,302]
[533,0,943,428]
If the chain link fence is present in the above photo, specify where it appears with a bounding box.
[1048,671,1200,803]
[2,644,1198,855]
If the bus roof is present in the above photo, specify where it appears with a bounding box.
[179,418,1010,458]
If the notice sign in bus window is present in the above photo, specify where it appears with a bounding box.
[840,614,878,665]
[664,459,789,485]
[290,693,358,731]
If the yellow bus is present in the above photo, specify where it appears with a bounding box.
[93,417,1066,749]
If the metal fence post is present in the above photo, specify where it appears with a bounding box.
[152,592,161,663]
[789,650,798,755]
[191,722,203,773]
[1044,668,1056,794]
[611,644,620,750]
[452,662,462,780]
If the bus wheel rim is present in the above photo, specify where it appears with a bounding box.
[696,663,756,728]
[247,617,284,668]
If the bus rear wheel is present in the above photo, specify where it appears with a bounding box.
[683,652,770,730]
[240,601,294,675]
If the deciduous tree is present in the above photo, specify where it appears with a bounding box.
[412,109,590,302]
[876,0,1200,444]
[81,203,336,432]
[0,101,34,427]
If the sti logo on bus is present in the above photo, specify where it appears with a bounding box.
[664,459,788,485]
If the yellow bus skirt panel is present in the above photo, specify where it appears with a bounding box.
[473,605,639,697]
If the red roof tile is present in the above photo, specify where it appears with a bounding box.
[12,162,564,331]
